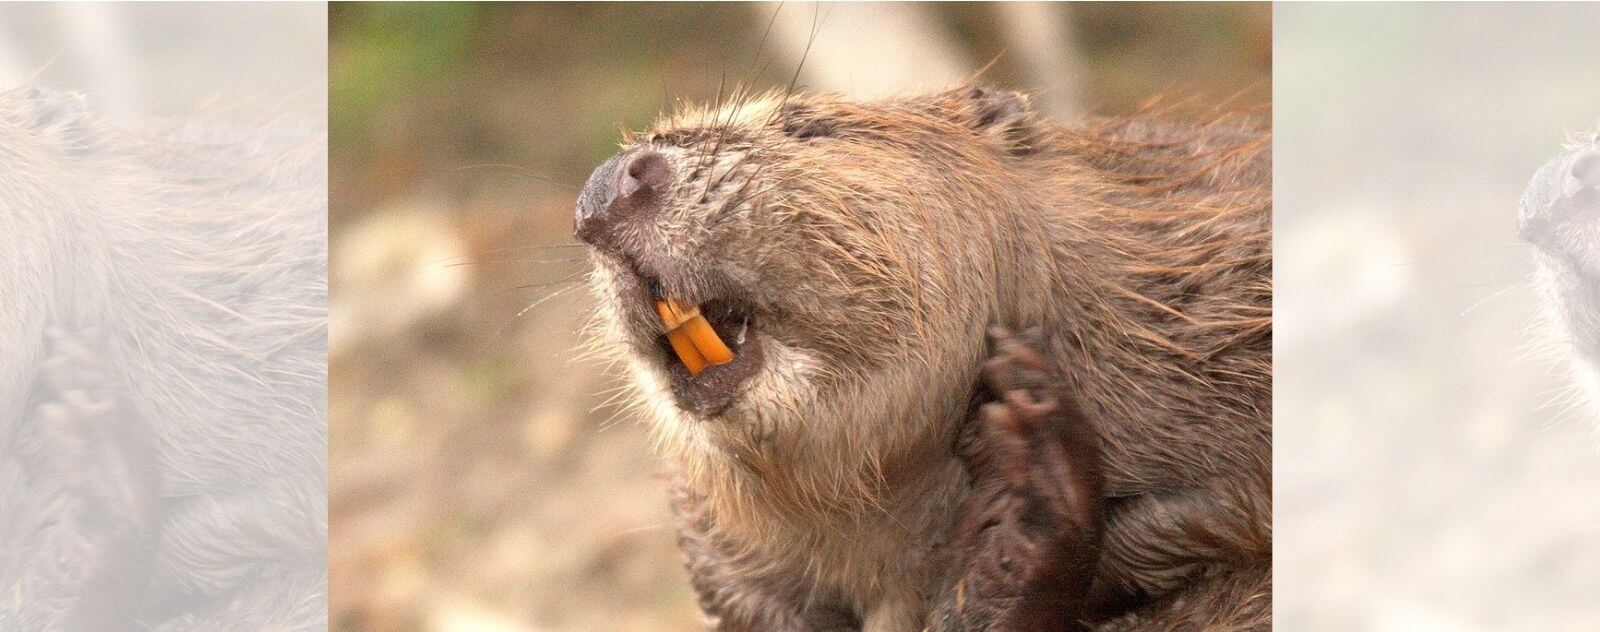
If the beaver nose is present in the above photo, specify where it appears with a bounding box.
[1565,148,1600,195]
[1520,145,1600,249]
[574,150,672,247]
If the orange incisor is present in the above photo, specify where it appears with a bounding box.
[653,298,734,376]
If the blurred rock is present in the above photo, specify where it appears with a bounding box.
[332,202,471,354]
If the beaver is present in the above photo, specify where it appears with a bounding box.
[576,85,1270,630]
[0,87,326,629]
[1521,130,1600,417]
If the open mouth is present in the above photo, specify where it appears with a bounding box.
[636,274,765,417]
[574,146,771,417]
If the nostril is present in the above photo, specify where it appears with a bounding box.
[1568,151,1600,191]
[1521,145,1600,250]
[575,150,674,247]
[619,151,671,199]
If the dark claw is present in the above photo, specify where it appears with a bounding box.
[954,324,1105,631]
[10,326,158,631]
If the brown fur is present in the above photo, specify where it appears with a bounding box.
[938,325,1106,631]
[583,85,1271,630]
[1522,130,1600,420]
[0,86,326,630]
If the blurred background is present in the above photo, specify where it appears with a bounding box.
[1276,4,1600,630]
[1,3,327,628]
[0,3,325,118]
[328,3,1267,630]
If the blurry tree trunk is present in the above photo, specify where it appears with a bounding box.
[995,2,1085,119]
[0,4,137,120]
[764,2,1085,116]
[56,3,137,120]
[767,2,970,99]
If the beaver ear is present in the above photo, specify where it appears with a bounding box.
[9,88,96,156]
[958,86,1039,154]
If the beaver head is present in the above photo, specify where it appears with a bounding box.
[1521,131,1600,411]
[577,86,1056,512]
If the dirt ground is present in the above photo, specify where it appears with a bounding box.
[327,4,1267,630]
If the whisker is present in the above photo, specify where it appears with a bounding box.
[480,278,591,353]
[493,282,582,302]
[699,83,750,201]
[495,270,589,296]
[706,128,808,223]
[444,256,589,268]
[696,6,791,195]
[1457,281,1526,317]
[1446,276,1527,292]
[707,128,794,195]
[500,278,583,293]
[711,158,782,225]
[455,163,581,191]
[455,243,587,259]
[768,4,823,127]
[747,2,786,88]
[421,245,587,271]
[694,68,731,177]
[711,174,802,230]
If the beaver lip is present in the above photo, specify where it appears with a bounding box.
[613,260,765,417]
[653,295,766,418]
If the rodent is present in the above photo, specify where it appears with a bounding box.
[1520,130,1600,416]
[0,87,327,630]
[576,85,1270,630]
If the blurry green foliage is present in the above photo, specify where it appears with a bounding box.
[331,3,1267,225]
[330,3,482,149]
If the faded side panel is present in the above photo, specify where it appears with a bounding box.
[1275,3,1600,630]
[0,4,327,630]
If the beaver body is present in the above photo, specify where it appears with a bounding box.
[1521,132,1600,416]
[0,87,326,629]
[579,86,1270,630]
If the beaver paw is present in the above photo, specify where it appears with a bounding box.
[953,325,1103,631]
[21,327,158,630]
[35,327,119,419]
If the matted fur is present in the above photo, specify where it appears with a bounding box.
[1524,129,1600,426]
[583,85,1270,630]
[0,87,326,629]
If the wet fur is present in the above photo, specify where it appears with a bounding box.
[0,87,326,629]
[1524,130,1600,422]
[937,326,1105,630]
[584,85,1270,629]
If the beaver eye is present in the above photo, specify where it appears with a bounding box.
[782,117,834,140]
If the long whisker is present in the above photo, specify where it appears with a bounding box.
[495,269,590,296]
[767,3,822,127]
[700,85,748,201]
[697,6,790,198]
[712,171,803,229]
[745,2,786,89]
[480,276,591,353]
[422,245,586,269]
[711,156,780,225]
[707,129,788,195]
[706,117,807,215]
[491,280,583,299]
[694,68,731,178]
[1457,281,1527,317]
[455,163,581,191]
[457,243,587,258]
[444,256,589,268]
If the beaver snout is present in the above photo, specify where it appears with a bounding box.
[575,148,767,418]
[574,149,672,251]
[1519,144,1599,254]
[1567,147,1600,195]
